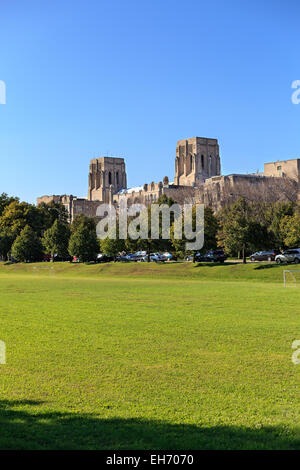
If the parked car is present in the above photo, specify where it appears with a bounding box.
[250,250,281,262]
[193,252,207,262]
[126,253,139,262]
[115,255,130,262]
[150,253,165,262]
[193,249,227,263]
[275,249,300,264]
[162,252,174,261]
[53,254,72,262]
[96,253,114,263]
[205,249,227,263]
[186,250,227,263]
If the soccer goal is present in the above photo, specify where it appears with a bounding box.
[283,270,300,287]
[32,266,55,276]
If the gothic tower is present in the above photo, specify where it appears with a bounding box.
[88,157,127,203]
[174,137,221,186]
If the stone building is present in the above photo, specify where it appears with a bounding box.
[88,157,127,203]
[175,137,221,185]
[264,158,300,180]
[37,136,300,221]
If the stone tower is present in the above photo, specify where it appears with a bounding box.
[88,157,127,203]
[174,137,221,186]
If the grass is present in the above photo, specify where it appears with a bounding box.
[0,261,300,449]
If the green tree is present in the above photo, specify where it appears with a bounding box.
[267,202,295,249]
[171,206,218,260]
[0,193,19,217]
[217,198,253,263]
[279,213,300,248]
[113,195,177,259]
[68,224,99,262]
[100,236,126,259]
[0,201,44,236]
[0,228,15,261]
[43,220,70,261]
[11,226,44,262]
[70,214,96,233]
[37,201,69,230]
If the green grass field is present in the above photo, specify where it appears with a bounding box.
[0,260,300,450]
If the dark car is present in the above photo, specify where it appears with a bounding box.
[250,250,281,262]
[193,252,207,262]
[204,249,227,263]
[53,254,72,262]
[194,249,227,263]
[96,254,114,263]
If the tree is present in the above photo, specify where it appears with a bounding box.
[37,201,69,230]
[122,196,175,261]
[217,198,253,263]
[43,220,70,261]
[279,213,300,248]
[68,224,99,262]
[0,228,15,261]
[100,236,126,259]
[0,201,44,236]
[266,202,295,249]
[171,206,218,260]
[70,214,96,233]
[0,193,19,217]
[11,226,44,262]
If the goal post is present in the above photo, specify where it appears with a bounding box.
[32,266,55,276]
[283,269,300,287]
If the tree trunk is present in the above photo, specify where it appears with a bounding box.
[242,246,246,264]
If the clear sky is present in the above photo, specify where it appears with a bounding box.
[0,0,299,203]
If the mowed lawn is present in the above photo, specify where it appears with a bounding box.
[0,261,300,449]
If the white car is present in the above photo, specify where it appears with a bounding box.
[275,249,300,264]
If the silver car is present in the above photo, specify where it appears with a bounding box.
[275,249,300,264]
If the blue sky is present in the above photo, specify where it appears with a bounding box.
[0,0,299,203]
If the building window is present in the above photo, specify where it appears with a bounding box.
[209,156,212,175]
[201,155,204,169]
[116,171,119,185]
[108,172,112,185]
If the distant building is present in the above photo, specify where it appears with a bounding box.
[37,137,300,221]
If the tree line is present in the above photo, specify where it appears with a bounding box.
[0,193,98,262]
[0,192,297,263]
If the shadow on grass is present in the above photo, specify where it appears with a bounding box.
[0,399,299,450]
[254,264,283,270]
[193,262,238,268]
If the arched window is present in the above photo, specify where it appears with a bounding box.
[201,155,204,169]
[108,172,112,185]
